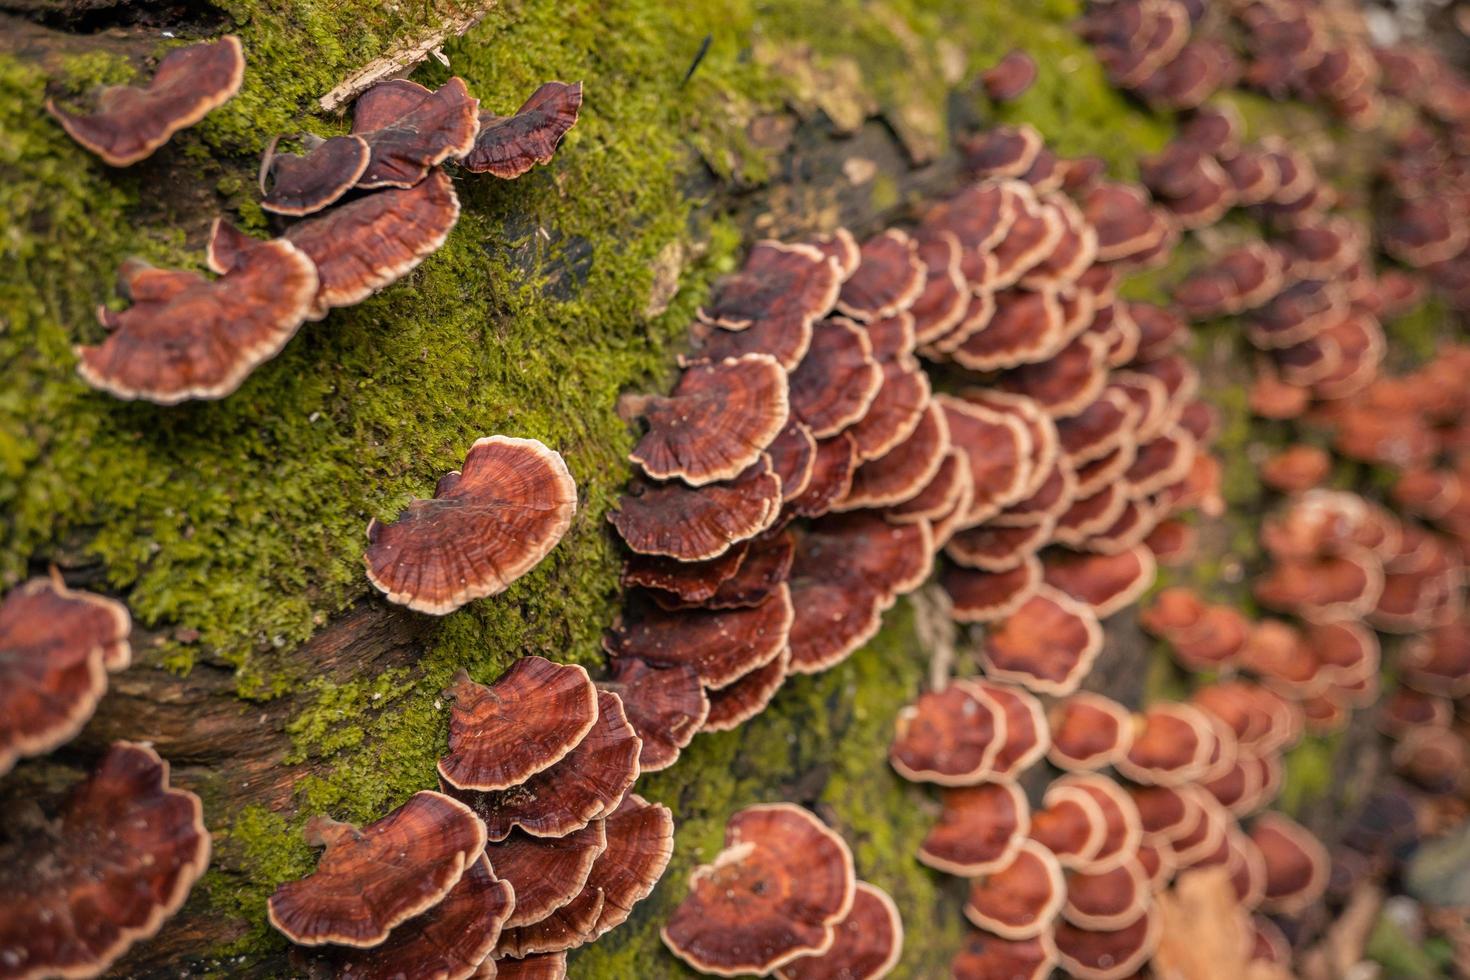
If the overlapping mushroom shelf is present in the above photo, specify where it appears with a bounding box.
[268,656,672,977]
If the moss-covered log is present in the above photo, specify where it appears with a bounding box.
[0,0,1430,975]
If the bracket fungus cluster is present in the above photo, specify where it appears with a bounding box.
[269,657,671,976]
[62,40,580,404]
[661,803,902,978]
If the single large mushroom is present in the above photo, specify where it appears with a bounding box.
[364,436,577,615]
[268,790,485,947]
[77,238,318,404]
[46,35,244,166]
[662,804,855,976]
[625,354,789,486]
[437,658,598,791]
[460,81,583,178]
[0,575,132,776]
[0,742,210,979]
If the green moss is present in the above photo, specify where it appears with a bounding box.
[1384,296,1447,365]
[1279,734,1339,815]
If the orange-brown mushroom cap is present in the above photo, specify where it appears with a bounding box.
[1041,546,1157,619]
[294,855,512,980]
[600,657,708,773]
[46,35,244,166]
[919,781,1031,876]
[437,658,598,791]
[268,790,484,947]
[1052,904,1161,980]
[889,683,1005,785]
[1117,703,1215,785]
[610,455,782,561]
[1062,862,1150,930]
[259,133,371,216]
[627,353,790,486]
[620,542,750,606]
[951,929,1058,980]
[943,557,1043,625]
[0,576,132,776]
[697,243,840,365]
[0,741,210,979]
[364,436,576,615]
[703,647,791,733]
[460,80,582,179]
[964,839,1067,940]
[494,952,568,978]
[78,237,318,404]
[836,230,925,322]
[974,679,1051,777]
[280,167,461,320]
[789,319,883,438]
[661,803,856,977]
[445,690,640,842]
[486,821,606,930]
[346,77,479,189]
[605,586,792,689]
[980,584,1104,696]
[775,881,903,980]
[983,50,1040,101]
[1048,692,1134,772]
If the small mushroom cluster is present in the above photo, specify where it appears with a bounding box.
[661,803,903,979]
[270,656,671,977]
[0,576,211,979]
[1079,0,1238,111]
[54,35,580,404]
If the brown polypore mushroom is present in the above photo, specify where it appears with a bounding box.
[1260,445,1332,492]
[460,81,583,178]
[661,803,855,976]
[437,658,597,791]
[1062,862,1150,930]
[1048,692,1134,772]
[46,35,244,166]
[1052,905,1161,980]
[1117,703,1215,786]
[951,929,1058,980]
[919,781,1031,875]
[445,690,640,841]
[1041,546,1157,619]
[626,353,789,485]
[974,679,1050,777]
[610,455,781,561]
[789,319,883,437]
[364,436,576,615]
[295,855,513,979]
[77,237,318,403]
[0,575,131,776]
[942,557,1044,625]
[836,230,925,322]
[979,584,1104,696]
[605,586,792,688]
[343,77,481,188]
[964,839,1067,940]
[776,882,903,980]
[696,242,840,368]
[259,133,371,216]
[984,50,1040,101]
[599,658,707,772]
[485,821,606,930]
[268,790,485,947]
[495,952,568,978]
[1250,813,1329,915]
[0,742,209,979]
[889,683,1005,785]
[703,648,791,732]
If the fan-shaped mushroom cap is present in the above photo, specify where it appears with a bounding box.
[997,334,1110,419]
[1061,775,1144,874]
[699,241,837,338]
[989,187,1067,289]
[889,684,1006,785]
[789,319,883,438]
[460,80,582,178]
[1117,703,1215,785]
[1382,199,1469,267]
[1129,784,1196,843]
[79,236,317,403]
[600,658,707,772]
[1053,905,1161,980]
[1259,445,1331,493]
[278,168,460,320]
[1048,693,1134,772]
[662,804,855,976]
[703,647,791,732]
[983,50,1040,101]
[0,742,209,978]
[936,396,1034,525]
[918,779,1030,876]
[1084,181,1172,263]
[1063,862,1150,930]
[784,436,857,524]
[763,421,819,504]
[1056,389,1137,468]
[943,557,1043,625]
[259,133,372,216]
[612,456,781,561]
[345,77,479,188]
[845,349,930,467]
[775,881,902,980]
[445,691,640,841]
[964,838,1067,940]
[296,855,512,980]
[487,821,606,930]
[908,233,971,345]
[1254,548,1384,621]
[494,951,567,979]
[840,400,950,511]
[438,659,598,791]
[973,680,1050,777]
[963,125,1045,179]
[46,35,243,166]
[946,522,1053,574]
[364,436,576,615]
[1169,791,1231,867]
[1238,620,1329,698]
[621,543,749,606]
[1250,813,1328,915]
[918,183,1019,283]
[980,585,1104,696]
[1042,546,1156,619]
[951,929,1058,980]
[269,790,484,947]
[1167,603,1251,672]
[886,449,968,524]
[0,576,131,776]
[606,587,792,689]
[1392,726,1467,794]
[1030,788,1108,867]
[626,354,788,486]
[836,230,925,322]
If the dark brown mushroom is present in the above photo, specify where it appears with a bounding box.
[268,790,485,947]
[437,658,598,791]
[495,952,568,978]
[0,575,131,776]
[841,400,951,511]
[703,648,791,732]
[0,742,210,979]
[697,242,841,363]
[343,76,481,188]
[789,319,883,437]
[606,586,792,689]
[610,455,782,561]
[600,657,708,772]
[460,81,583,178]
[364,436,577,615]
[963,839,1067,941]
[775,881,904,980]
[836,230,926,322]
[1041,546,1157,619]
[943,556,1043,624]
[889,683,1006,786]
[78,236,318,403]
[259,134,371,216]
[919,780,1031,875]
[46,35,244,166]
[486,821,606,930]
[626,353,789,486]
[620,542,750,607]
[444,691,640,841]
[984,50,1040,101]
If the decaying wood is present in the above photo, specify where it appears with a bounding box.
[317,3,498,112]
